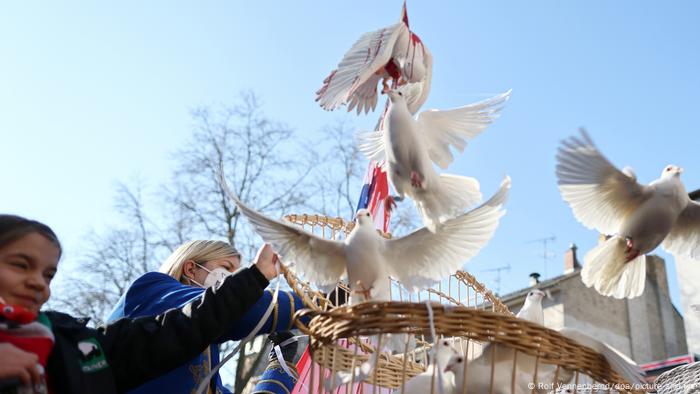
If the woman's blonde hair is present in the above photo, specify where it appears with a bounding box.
[159,240,241,283]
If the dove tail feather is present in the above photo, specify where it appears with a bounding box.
[603,347,646,385]
[582,236,646,299]
[417,173,482,232]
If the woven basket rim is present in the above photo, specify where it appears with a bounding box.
[296,301,644,393]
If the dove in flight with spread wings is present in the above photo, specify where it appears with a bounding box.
[358,83,511,232]
[316,2,432,115]
[556,129,700,299]
[222,175,510,304]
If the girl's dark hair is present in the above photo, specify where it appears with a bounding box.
[0,214,62,258]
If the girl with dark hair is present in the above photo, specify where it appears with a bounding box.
[0,214,278,393]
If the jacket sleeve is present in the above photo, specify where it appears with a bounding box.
[223,290,307,341]
[96,266,269,393]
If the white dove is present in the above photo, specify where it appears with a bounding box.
[454,287,642,394]
[358,84,511,232]
[445,353,534,394]
[516,289,546,325]
[448,316,545,394]
[397,339,459,394]
[557,328,646,387]
[514,286,646,387]
[471,288,545,378]
[316,2,432,115]
[222,176,510,304]
[556,129,700,299]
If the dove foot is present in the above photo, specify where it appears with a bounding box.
[385,195,404,213]
[410,171,423,188]
[624,237,641,262]
[353,281,373,303]
[381,78,390,94]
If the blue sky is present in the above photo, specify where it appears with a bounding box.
[2,1,698,312]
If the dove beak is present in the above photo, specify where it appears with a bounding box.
[545,289,553,300]
[444,364,453,373]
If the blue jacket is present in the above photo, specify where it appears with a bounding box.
[108,272,305,394]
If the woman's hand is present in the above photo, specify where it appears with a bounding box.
[254,244,279,280]
[0,343,42,386]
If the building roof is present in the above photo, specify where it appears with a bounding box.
[497,269,581,303]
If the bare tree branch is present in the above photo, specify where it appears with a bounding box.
[55,91,364,390]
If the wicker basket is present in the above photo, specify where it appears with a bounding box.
[655,361,700,394]
[280,214,645,393]
[298,302,647,393]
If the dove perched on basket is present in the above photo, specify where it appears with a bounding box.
[316,2,432,115]
[556,129,700,299]
[358,83,511,232]
[516,289,547,325]
[221,174,510,304]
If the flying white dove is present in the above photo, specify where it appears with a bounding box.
[357,84,511,232]
[316,2,432,115]
[222,175,510,304]
[397,338,459,394]
[556,129,700,298]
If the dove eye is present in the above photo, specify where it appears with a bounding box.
[443,341,449,346]
[457,357,463,363]
[398,92,403,96]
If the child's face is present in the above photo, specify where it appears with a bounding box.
[0,232,59,313]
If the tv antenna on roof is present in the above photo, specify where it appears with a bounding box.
[526,236,556,279]
[482,263,511,295]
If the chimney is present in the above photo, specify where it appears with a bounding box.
[564,243,581,274]
[529,272,541,287]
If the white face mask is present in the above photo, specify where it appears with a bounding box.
[189,263,233,289]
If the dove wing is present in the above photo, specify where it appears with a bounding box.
[356,129,386,163]
[316,22,406,112]
[382,177,510,291]
[405,47,433,114]
[663,200,700,260]
[556,129,652,235]
[223,185,346,291]
[416,90,511,169]
[559,328,645,385]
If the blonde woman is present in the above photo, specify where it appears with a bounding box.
[108,240,304,394]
